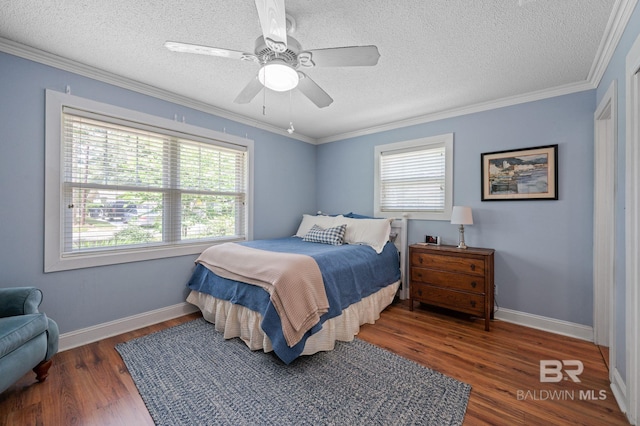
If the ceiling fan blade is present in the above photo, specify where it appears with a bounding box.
[164,41,255,61]
[298,46,380,68]
[234,76,264,104]
[254,0,287,53]
[297,73,333,108]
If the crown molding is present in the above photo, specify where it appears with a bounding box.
[0,37,316,145]
[587,0,638,87]
[2,0,635,149]
[316,80,595,144]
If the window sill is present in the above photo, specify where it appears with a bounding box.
[44,239,244,272]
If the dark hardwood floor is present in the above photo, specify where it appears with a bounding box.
[0,301,629,425]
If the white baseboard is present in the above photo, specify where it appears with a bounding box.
[59,304,593,351]
[58,302,199,352]
[494,307,594,342]
[611,367,628,418]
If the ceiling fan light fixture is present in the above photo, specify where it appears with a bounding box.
[258,62,299,91]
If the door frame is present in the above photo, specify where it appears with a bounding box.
[593,81,617,361]
[624,31,640,425]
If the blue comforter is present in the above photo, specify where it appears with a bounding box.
[187,237,400,364]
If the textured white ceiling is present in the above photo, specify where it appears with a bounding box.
[0,0,617,142]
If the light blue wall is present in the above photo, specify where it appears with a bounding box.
[596,0,640,389]
[0,52,316,334]
[318,90,596,326]
[3,3,637,352]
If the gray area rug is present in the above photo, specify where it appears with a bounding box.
[116,318,471,425]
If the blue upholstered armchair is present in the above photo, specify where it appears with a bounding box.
[0,287,59,393]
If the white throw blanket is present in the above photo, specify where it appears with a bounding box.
[195,243,329,347]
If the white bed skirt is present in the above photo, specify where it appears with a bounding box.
[186,280,400,356]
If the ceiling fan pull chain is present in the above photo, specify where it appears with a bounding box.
[262,69,267,116]
[287,90,294,134]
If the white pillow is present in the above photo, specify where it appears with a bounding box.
[336,215,392,254]
[294,214,340,237]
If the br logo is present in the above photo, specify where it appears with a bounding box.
[540,360,584,383]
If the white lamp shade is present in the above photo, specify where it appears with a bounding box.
[451,206,473,225]
[258,62,299,92]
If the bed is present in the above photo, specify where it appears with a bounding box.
[186,213,406,364]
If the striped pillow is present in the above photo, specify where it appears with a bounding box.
[303,224,347,245]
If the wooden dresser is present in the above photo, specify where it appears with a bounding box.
[409,244,495,331]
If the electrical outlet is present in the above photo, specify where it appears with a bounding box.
[495,284,498,295]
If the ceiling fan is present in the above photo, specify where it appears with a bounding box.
[164,0,380,108]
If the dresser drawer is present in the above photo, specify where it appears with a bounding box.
[410,252,485,277]
[411,283,485,316]
[411,267,485,294]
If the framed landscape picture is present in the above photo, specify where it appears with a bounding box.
[481,144,558,201]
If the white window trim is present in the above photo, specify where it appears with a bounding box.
[44,90,254,272]
[374,133,453,221]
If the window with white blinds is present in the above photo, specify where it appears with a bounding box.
[374,134,453,220]
[45,90,253,271]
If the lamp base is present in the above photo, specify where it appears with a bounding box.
[457,224,468,249]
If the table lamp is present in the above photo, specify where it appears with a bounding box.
[451,206,473,249]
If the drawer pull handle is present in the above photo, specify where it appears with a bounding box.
[470,264,476,271]
[471,281,477,288]
[417,290,423,296]
[470,301,477,308]
[418,257,423,264]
